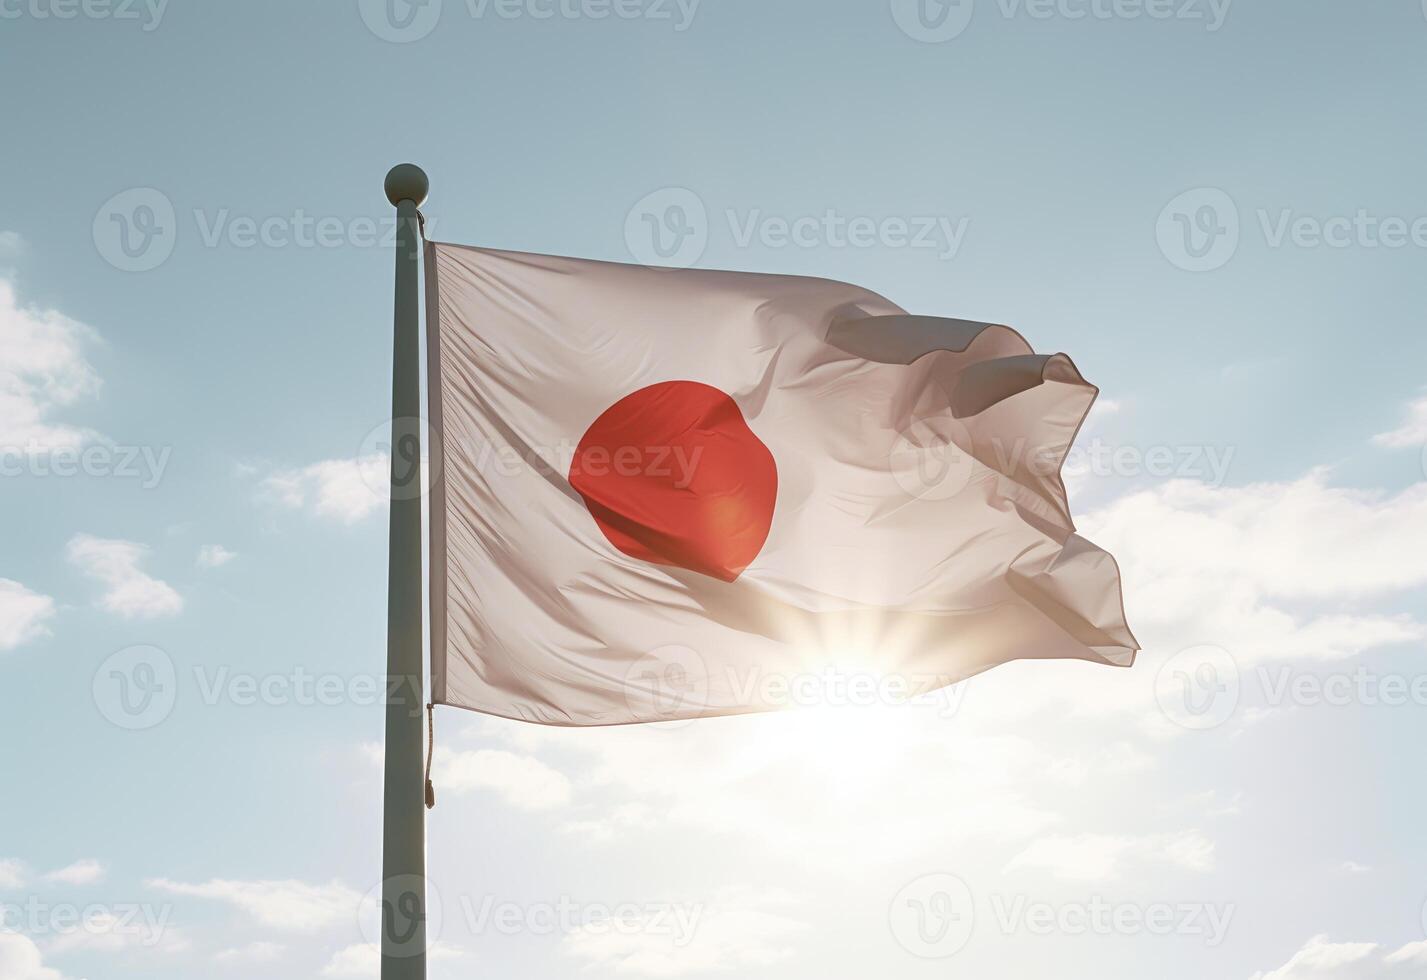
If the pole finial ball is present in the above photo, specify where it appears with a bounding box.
[385,164,430,207]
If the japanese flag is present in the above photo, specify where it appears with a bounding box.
[425,242,1136,726]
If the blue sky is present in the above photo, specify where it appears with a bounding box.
[3,1,1427,977]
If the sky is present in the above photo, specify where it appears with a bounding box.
[3,1,1427,978]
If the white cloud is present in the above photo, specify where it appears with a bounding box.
[1003,830,1214,882]
[0,932,62,980]
[1387,942,1427,966]
[321,944,379,978]
[1081,473,1427,665]
[0,859,26,888]
[66,534,182,619]
[463,708,1065,868]
[0,580,54,652]
[146,878,361,933]
[561,887,806,978]
[214,941,285,963]
[262,455,388,524]
[43,859,105,886]
[43,909,187,955]
[434,748,573,810]
[1372,394,1427,449]
[0,275,101,453]
[196,544,236,568]
[1249,935,1427,979]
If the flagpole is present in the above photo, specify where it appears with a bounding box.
[381,163,430,980]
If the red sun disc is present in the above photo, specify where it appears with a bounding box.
[570,381,778,583]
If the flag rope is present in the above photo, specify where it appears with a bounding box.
[424,703,436,810]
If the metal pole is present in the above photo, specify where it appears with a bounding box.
[381,163,430,980]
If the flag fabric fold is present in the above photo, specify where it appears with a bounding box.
[425,241,1136,726]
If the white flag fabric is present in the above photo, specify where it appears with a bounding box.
[425,241,1136,726]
